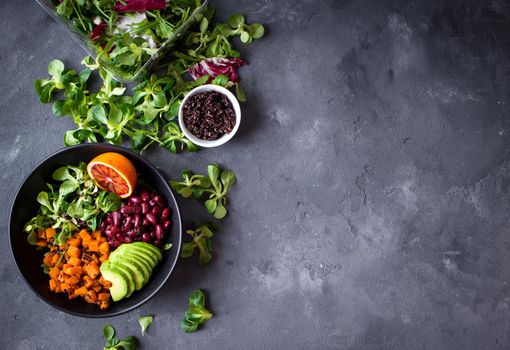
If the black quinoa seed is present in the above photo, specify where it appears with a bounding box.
[182,91,236,140]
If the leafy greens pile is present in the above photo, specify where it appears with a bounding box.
[54,0,203,79]
[24,163,121,245]
[35,7,264,153]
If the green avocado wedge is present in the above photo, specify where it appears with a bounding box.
[133,242,163,261]
[111,255,146,291]
[117,252,152,283]
[117,243,160,266]
[108,260,136,297]
[99,262,129,302]
[114,249,156,271]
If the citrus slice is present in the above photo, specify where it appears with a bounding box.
[87,152,137,198]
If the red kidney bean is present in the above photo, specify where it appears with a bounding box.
[141,192,151,202]
[155,224,164,240]
[154,239,161,247]
[161,208,170,220]
[123,235,133,243]
[133,215,141,228]
[123,216,133,231]
[142,218,150,227]
[127,229,138,238]
[115,233,124,241]
[146,213,158,225]
[141,202,149,214]
[111,226,123,236]
[153,195,165,206]
[149,199,156,207]
[142,233,151,242]
[100,221,107,231]
[112,212,120,227]
[152,206,163,217]
[109,239,120,248]
[163,220,171,230]
[120,205,137,215]
[129,195,141,205]
[105,216,113,225]
[105,228,113,237]
[149,230,156,238]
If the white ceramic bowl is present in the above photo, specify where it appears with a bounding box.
[178,84,241,148]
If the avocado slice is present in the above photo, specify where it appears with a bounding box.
[119,244,159,267]
[108,261,136,297]
[99,262,128,302]
[118,252,151,283]
[115,249,156,272]
[111,255,146,291]
[132,242,163,261]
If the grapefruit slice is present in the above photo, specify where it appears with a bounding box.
[87,152,137,198]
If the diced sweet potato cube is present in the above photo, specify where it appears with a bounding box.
[67,257,82,267]
[67,237,81,247]
[67,246,81,258]
[83,276,94,288]
[92,231,102,240]
[49,279,57,291]
[51,254,59,265]
[43,253,53,266]
[85,289,97,303]
[38,229,45,239]
[98,242,110,255]
[99,254,108,263]
[45,227,56,240]
[99,300,110,310]
[63,266,82,276]
[74,286,88,296]
[83,262,100,279]
[93,285,102,293]
[49,266,60,280]
[98,293,110,301]
[61,283,71,293]
[66,276,80,286]
[88,240,99,252]
[79,229,92,242]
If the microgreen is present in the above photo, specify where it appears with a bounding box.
[169,170,211,199]
[170,164,235,219]
[181,222,218,266]
[138,315,154,335]
[102,324,138,350]
[181,290,213,333]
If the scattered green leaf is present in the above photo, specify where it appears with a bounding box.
[181,290,213,333]
[138,315,154,335]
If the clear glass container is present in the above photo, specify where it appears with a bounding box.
[35,0,209,82]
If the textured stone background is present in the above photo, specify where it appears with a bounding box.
[1,0,510,349]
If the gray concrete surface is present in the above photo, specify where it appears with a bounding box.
[2,0,510,349]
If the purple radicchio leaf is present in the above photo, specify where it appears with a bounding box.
[90,22,107,41]
[188,57,247,83]
[113,0,166,13]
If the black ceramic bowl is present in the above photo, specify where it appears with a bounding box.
[9,144,181,317]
